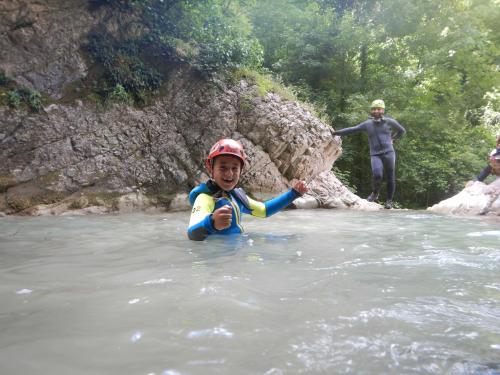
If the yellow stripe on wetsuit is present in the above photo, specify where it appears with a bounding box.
[222,192,244,232]
[189,193,215,228]
[247,196,266,218]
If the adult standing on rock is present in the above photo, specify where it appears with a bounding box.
[331,99,406,209]
[468,135,500,185]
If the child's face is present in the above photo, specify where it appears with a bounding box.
[209,155,242,191]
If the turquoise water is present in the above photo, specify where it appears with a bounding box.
[0,209,499,374]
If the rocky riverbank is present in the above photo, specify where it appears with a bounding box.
[0,1,389,216]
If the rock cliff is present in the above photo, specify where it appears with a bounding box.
[0,0,378,215]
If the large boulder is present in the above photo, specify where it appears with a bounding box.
[0,0,380,215]
[1,71,379,215]
[428,179,500,216]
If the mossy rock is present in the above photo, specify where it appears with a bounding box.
[5,176,70,212]
[0,193,9,213]
[0,173,17,193]
[65,191,121,211]
[68,196,89,210]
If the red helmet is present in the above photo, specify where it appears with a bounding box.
[207,139,246,165]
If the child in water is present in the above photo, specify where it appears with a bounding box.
[187,139,308,241]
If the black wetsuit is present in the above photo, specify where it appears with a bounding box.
[333,116,406,200]
[476,165,493,182]
[475,147,500,182]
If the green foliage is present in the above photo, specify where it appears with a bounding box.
[85,0,264,103]
[7,90,22,108]
[27,89,43,111]
[106,83,131,104]
[81,0,499,207]
[231,68,296,100]
[84,33,162,104]
[6,88,43,111]
[482,89,500,134]
[244,0,500,207]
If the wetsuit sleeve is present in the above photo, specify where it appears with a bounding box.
[247,189,301,218]
[332,122,366,136]
[189,183,210,206]
[187,194,216,241]
[475,165,492,182]
[389,119,406,140]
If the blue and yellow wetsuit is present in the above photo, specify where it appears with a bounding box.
[187,180,301,241]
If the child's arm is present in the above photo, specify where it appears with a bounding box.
[187,195,235,241]
[246,181,308,218]
[187,194,216,241]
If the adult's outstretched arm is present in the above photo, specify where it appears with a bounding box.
[331,123,366,137]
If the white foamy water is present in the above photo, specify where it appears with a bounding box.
[0,210,499,374]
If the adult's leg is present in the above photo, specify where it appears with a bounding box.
[382,151,396,201]
[369,155,384,200]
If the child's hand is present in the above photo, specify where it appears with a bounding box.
[212,205,233,230]
[292,180,309,195]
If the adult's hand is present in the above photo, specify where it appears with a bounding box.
[212,205,232,230]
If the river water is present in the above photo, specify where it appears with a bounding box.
[0,209,499,375]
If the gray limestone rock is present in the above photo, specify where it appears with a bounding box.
[428,179,500,216]
[0,0,373,215]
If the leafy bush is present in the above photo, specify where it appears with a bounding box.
[6,88,43,111]
[27,89,43,111]
[84,33,162,104]
[84,0,264,103]
[7,90,22,108]
[106,83,131,104]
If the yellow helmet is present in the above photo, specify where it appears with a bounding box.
[371,99,385,109]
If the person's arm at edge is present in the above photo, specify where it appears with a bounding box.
[475,165,492,182]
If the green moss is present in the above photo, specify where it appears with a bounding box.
[230,68,328,120]
[6,189,67,212]
[4,172,69,212]
[86,93,104,106]
[230,69,292,99]
[0,174,16,193]
[38,171,61,185]
[7,196,33,211]
[7,190,65,211]
[239,93,254,113]
[0,193,8,212]
[83,192,120,210]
